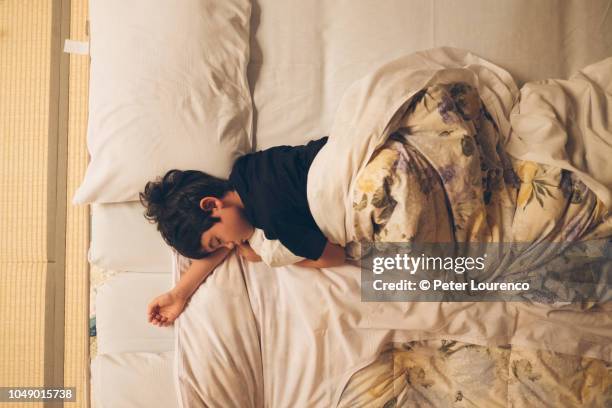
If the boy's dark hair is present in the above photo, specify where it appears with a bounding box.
[139,169,233,259]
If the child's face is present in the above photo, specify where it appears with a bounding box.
[199,198,253,253]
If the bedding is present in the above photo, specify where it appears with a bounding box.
[508,56,612,209]
[173,252,264,408]
[249,0,612,151]
[92,351,178,408]
[79,0,612,403]
[90,202,173,273]
[318,48,610,403]
[96,272,174,354]
[309,47,612,245]
[73,0,253,204]
[337,340,612,407]
[175,48,612,406]
[89,264,119,358]
[174,250,612,406]
[349,81,610,303]
[308,47,519,246]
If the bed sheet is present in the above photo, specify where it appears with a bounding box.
[247,0,612,150]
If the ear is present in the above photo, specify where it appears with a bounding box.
[199,197,221,212]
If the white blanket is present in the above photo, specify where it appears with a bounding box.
[175,253,612,407]
[175,48,612,407]
[508,56,612,209]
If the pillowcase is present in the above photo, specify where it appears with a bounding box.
[92,351,178,408]
[89,202,173,273]
[73,0,253,204]
[96,272,174,355]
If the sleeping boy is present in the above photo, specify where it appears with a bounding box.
[139,136,346,326]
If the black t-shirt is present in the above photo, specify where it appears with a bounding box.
[228,137,329,260]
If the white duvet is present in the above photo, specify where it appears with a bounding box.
[307,47,612,246]
[174,48,612,407]
[308,47,516,245]
[174,253,612,407]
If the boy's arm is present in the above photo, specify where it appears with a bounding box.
[172,247,231,299]
[148,247,231,326]
[295,241,345,268]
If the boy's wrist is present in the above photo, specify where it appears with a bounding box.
[170,286,190,301]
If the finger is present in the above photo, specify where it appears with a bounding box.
[147,301,158,316]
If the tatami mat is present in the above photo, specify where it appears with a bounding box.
[0,3,53,407]
[64,0,90,406]
[0,1,90,407]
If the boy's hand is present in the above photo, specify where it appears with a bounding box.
[236,242,262,262]
[147,290,187,327]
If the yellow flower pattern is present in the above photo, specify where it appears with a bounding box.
[351,82,611,248]
[338,341,612,407]
[344,82,612,403]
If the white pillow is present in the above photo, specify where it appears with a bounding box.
[90,202,173,273]
[96,272,174,355]
[92,351,178,408]
[74,0,253,204]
